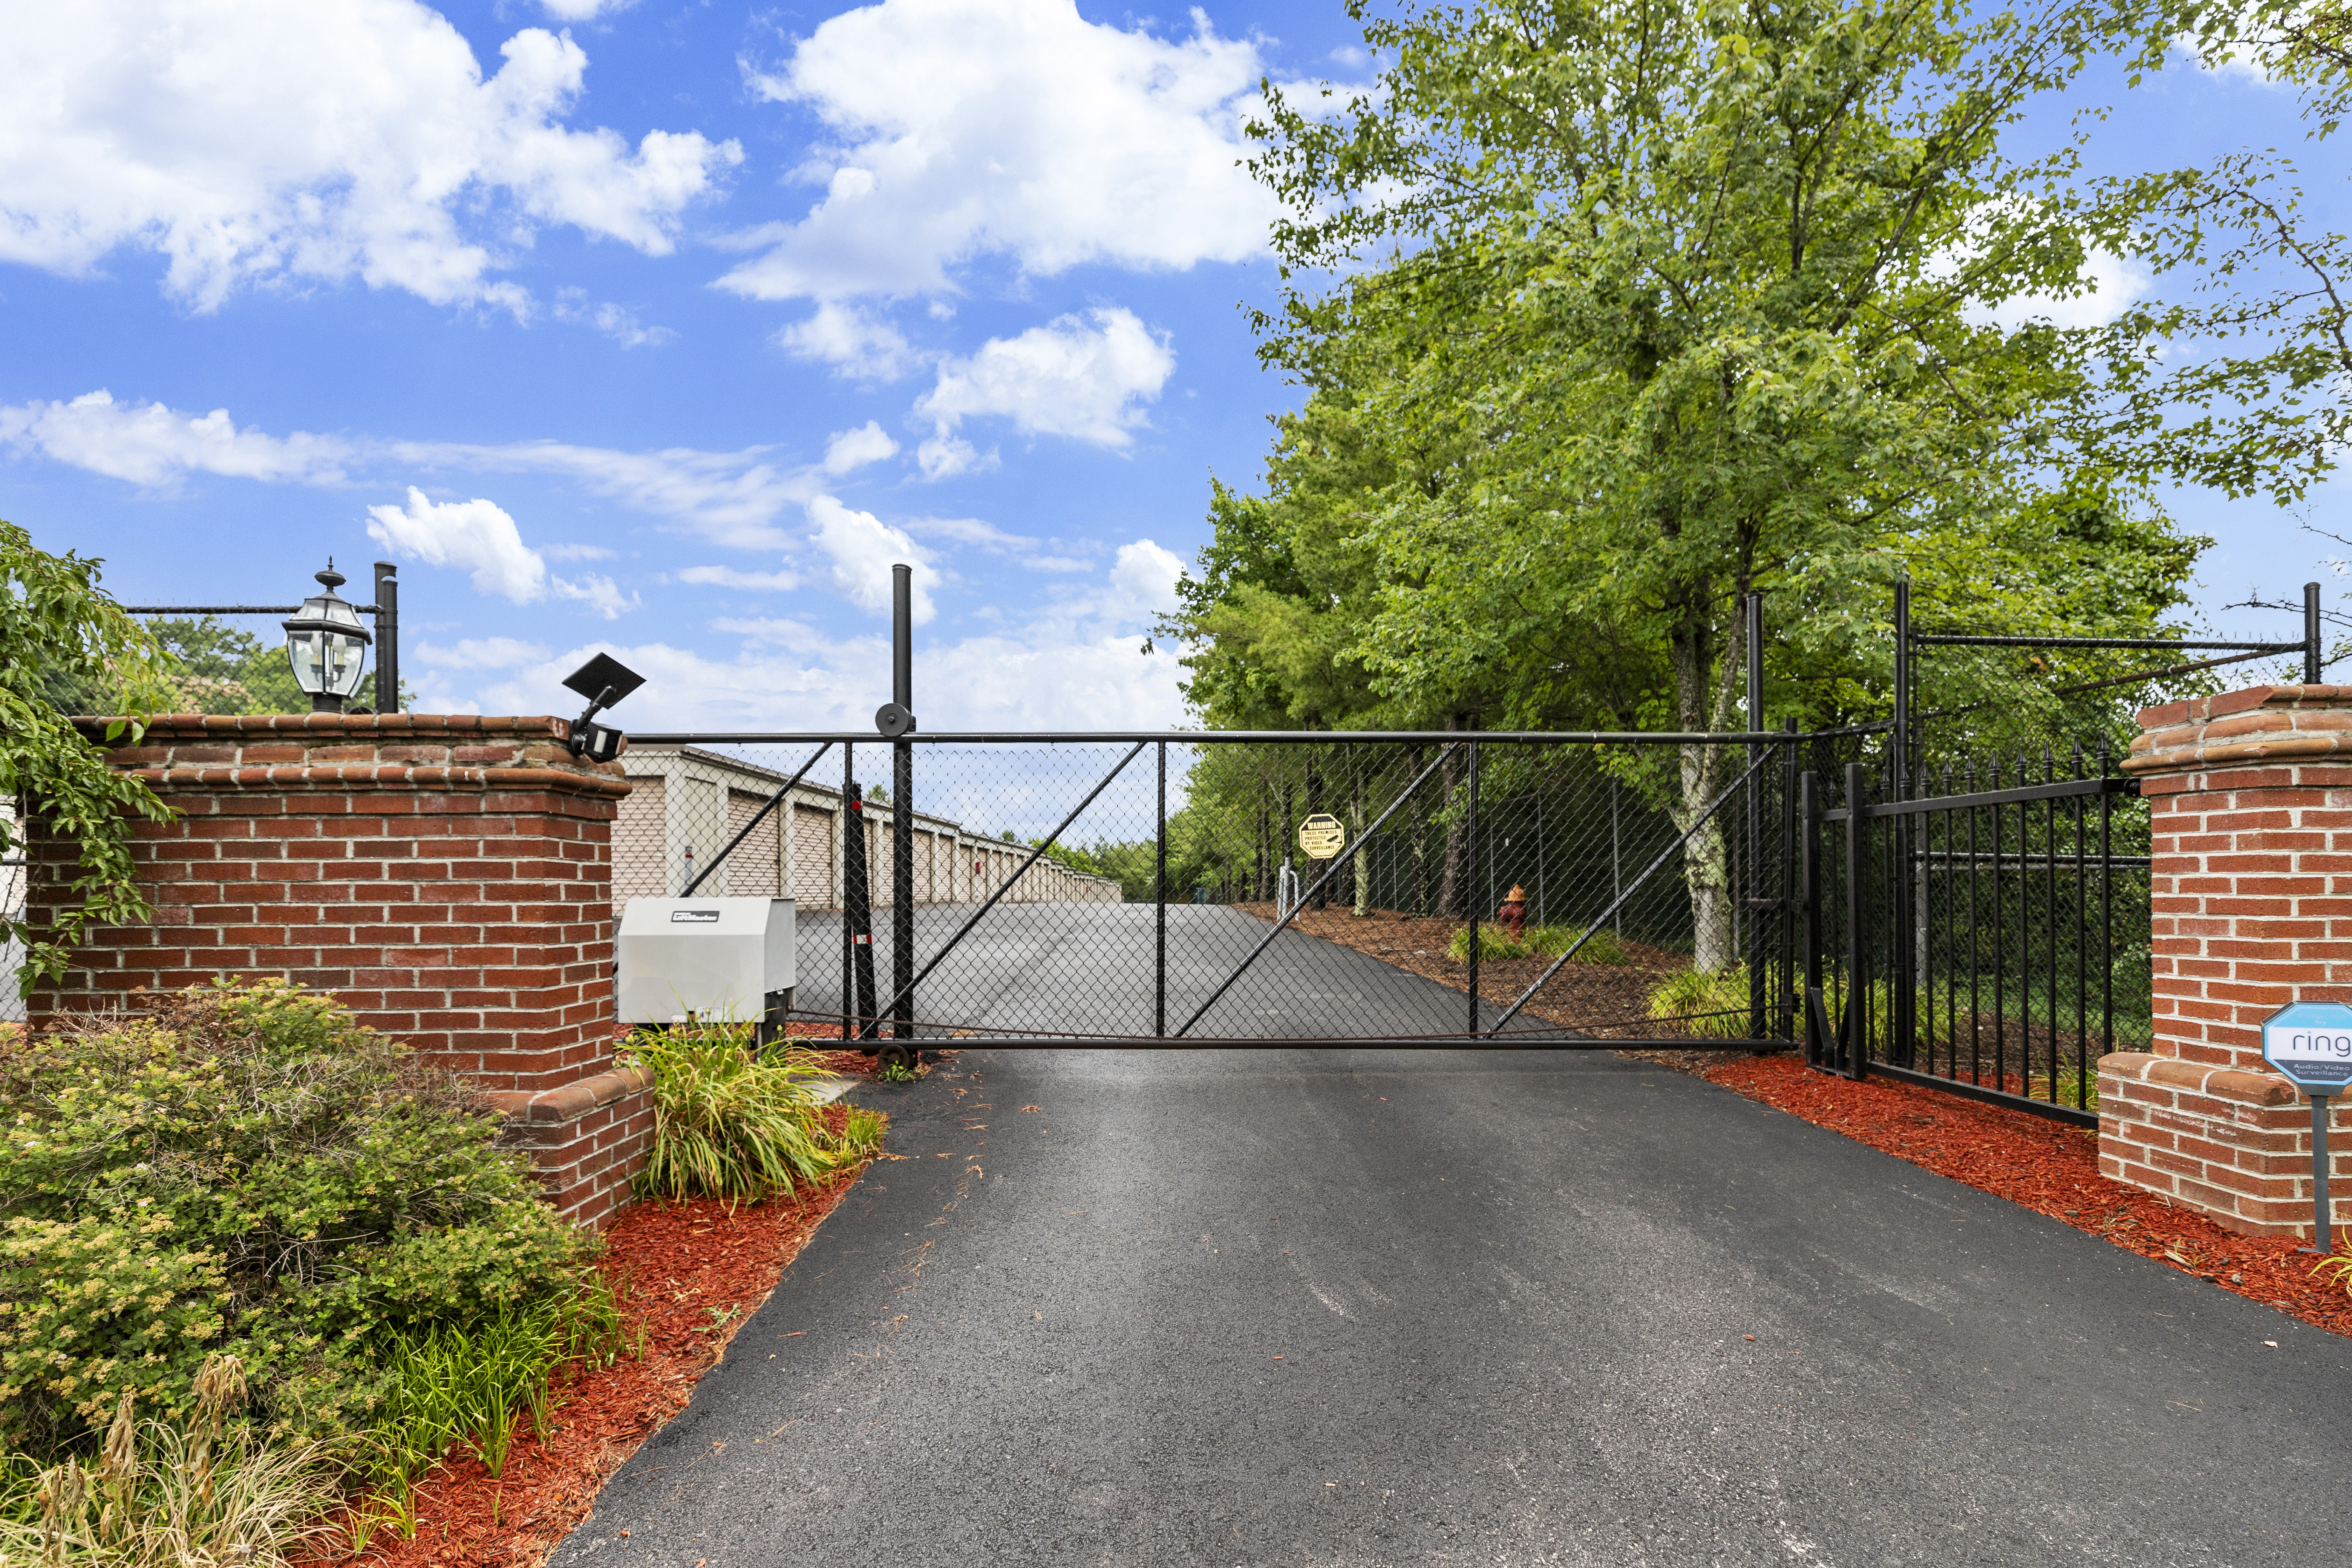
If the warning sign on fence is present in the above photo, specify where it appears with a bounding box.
[1298,813,1346,859]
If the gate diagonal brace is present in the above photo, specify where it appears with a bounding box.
[679,741,835,898]
[1173,742,1463,1039]
[869,740,1149,1029]
[1487,747,1777,1036]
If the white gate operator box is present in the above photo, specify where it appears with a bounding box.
[617,897,796,1026]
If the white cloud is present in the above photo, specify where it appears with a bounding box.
[390,439,827,549]
[916,435,995,481]
[551,573,639,619]
[1975,249,2154,332]
[540,0,632,19]
[807,495,938,621]
[365,489,548,602]
[822,420,900,475]
[903,515,1037,551]
[915,308,1174,448]
[0,0,740,311]
[542,542,618,561]
[0,390,352,486]
[722,0,1277,305]
[552,289,675,348]
[675,565,802,590]
[775,302,915,379]
[414,636,552,669]
[1106,539,1184,620]
[364,485,636,614]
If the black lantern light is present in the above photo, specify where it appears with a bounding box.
[281,560,372,714]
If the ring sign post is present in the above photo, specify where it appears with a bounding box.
[2261,1001,2352,1254]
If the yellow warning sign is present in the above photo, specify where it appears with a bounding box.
[1298,813,1346,859]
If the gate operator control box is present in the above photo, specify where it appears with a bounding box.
[617,897,796,1031]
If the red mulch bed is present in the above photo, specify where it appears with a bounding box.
[328,1103,880,1567]
[1706,1055,2352,1338]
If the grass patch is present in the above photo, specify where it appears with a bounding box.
[1447,923,1631,965]
[1646,965,1753,1037]
[627,1023,887,1204]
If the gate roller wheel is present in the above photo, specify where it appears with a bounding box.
[877,1043,917,1073]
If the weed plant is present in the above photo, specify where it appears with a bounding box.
[628,1021,885,1203]
[1447,924,1630,965]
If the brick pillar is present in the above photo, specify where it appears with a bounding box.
[28,714,651,1228]
[2098,685,2352,1239]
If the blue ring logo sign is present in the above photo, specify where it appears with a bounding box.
[2262,1001,2352,1091]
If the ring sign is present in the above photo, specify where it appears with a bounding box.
[2262,1000,2352,1091]
[1298,814,1347,860]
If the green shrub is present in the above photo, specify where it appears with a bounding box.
[628,1024,880,1203]
[1646,965,1754,1037]
[0,978,596,1459]
[1447,923,1629,965]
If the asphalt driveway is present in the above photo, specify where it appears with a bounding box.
[553,1048,2348,1566]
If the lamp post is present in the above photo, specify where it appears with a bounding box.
[280,562,372,714]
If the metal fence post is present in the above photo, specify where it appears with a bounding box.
[371,561,400,712]
[891,566,915,1043]
[1466,738,1481,1037]
[1845,761,1867,1081]
[1800,768,1821,1064]
[1746,591,1764,1037]
[2310,580,2325,684]
[1156,739,1168,1038]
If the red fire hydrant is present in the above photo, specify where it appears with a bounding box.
[1498,885,1528,942]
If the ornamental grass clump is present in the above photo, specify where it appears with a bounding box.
[1645,965,1753,1037]
[628,1024,884,1204]
[0,1354,336,1568]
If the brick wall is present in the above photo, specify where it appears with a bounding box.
[2098,685,2352,1237]
[26,714,651,1226]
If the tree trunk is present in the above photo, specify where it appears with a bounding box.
[1438,713,1473,919]
[1669,588,1738,972]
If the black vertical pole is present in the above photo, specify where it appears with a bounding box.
[890,566,916,1044]
[1466,739,1481,1038]
[842,741,855,1041]
[2314,1093,2337,1255]
[1746,591,1765,1038]
[1845,761,1867,1081]
[1156,740,1168,1038]
[2309,581,2325,685]
[1779,717,1799,1042]
[371,561,400,713]
[1801,769,1822,1066]
[1891,578,1912,1069]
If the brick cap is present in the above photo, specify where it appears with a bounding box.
[72,713,571,740]
[2128,684,2352,776]
[481,1062,655,1125]
[2097,1050,2301,1107]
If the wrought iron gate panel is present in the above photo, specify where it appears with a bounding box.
[1802,747,2151,1124]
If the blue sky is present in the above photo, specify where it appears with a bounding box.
[0,0,2338,732]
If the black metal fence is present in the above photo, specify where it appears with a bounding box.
[1802,744,2150,1125]
[617,728,1878,1058]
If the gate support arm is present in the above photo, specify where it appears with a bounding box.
[1173,742,1462,1038]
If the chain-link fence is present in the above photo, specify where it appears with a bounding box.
[619,729,1879,1046]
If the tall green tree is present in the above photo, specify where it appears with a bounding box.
[0,522,176,995]
[1216,0,2220,966]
